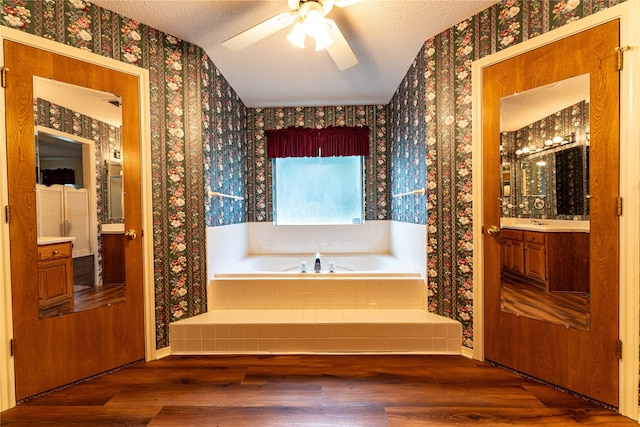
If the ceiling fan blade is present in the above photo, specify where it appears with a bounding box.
[333,0,366,7]
[325,19,358,71]
[223,12,296,51]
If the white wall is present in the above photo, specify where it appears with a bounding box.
[207,220,427,279]
[248,221,390,254]
[390,221,426,280]
[206,223,249,283]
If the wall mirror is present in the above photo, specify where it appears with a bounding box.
[33,77,126,319]
[498,74,591,331]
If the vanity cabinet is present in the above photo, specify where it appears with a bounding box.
[500,229,590,293]
[523,232,546,282]
[500,229,524,274]
[38,241,74,311]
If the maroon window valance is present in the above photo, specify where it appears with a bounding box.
[266,126,370,159]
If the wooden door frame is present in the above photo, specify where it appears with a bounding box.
[471,1,639,421]
[0,27,156,410]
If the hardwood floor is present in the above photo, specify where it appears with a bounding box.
[1,355,636,426]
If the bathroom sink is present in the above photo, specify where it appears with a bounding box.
[500,218,589,233]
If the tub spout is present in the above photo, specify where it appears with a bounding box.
[314,253,321,273]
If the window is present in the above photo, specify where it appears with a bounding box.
[273,156,364,225]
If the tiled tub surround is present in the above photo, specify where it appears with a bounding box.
[206,221,426,281]
[175,220,462,354]
[171,276,461,354]
[214,253,420,278]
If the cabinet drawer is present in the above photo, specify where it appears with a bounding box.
[38,242,72,260]
[524,231,545,244]
[500,229,523,241]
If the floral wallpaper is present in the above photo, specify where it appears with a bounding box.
[389,53,427,225]
[246,105,388,223]
[387,0,624,349]
[204,66,247,227]
[1,0,630,359]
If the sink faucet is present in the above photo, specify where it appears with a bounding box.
[531,219,545,225]
[314,253,321,273]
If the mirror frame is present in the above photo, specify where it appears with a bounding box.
[0,27,154,410]
[471,2,639,420]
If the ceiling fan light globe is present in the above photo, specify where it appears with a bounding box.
[304,9,326,38]
[287,22,307,48]
[314,29,334,51]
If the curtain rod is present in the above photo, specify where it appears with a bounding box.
[392,188,426,198]
[208,191,244,201]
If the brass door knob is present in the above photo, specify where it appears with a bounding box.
[487,225,501,236]
[124,229,137,240]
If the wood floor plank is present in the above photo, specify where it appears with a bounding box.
[149,406,390,427]
[0,405,161,426]
[106,383,323,407]
[322,383,546,408]
[2,355,635,426]
[385,406,639,426]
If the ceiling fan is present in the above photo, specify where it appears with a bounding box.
[222,0,363,71]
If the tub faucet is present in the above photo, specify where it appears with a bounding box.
[314,253,321,273]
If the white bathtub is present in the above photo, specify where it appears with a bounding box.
[215,253,421,278]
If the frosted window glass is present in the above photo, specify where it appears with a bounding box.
[273,156,364,225]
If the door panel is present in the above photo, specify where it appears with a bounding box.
[483,21,619,406]
[5,41,144,400]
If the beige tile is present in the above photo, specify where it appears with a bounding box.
[447,338,462,352]
[229,338,244,352]
[258,338,273,352]
[402,323,419,338]
[186,338,202,352]
[257,324,272,338]
[201,338,217,352]
[169,324,185,339]
[243,324,258,338]
[215,325,230,338]
[272,324,288,338]
[416,323,434,338]
[432,323,448,338]
[170,338,185,352]
[185,325,202,339]
[201,324,216,338]
[416,338,434,352]
[432,337,447,352]
[286,323,302,338]
[273,338,289,352]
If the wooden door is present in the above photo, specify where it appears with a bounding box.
[5,41,145,400]
[483,21,620,406]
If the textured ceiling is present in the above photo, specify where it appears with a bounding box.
[91,0,497,107]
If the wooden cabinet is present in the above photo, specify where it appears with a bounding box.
[38,241,74,312]
[500,229,590,293]
[523,232,546,282]
[500,229,524,274]
[101,233,125,285]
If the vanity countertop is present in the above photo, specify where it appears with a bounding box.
[500,218,590,233]
[37,236,76,245]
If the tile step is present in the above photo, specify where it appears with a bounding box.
[170,309,462,355]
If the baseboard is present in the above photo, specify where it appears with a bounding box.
[155,346,172,359]
[460,346,474,359]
